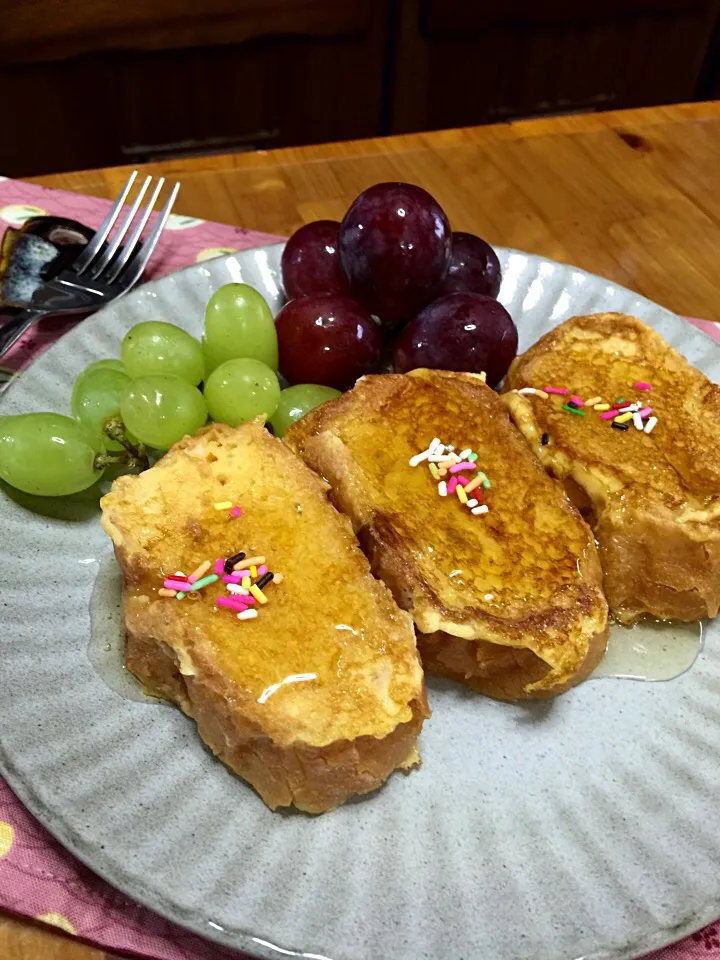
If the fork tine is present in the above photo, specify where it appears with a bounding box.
[88,175,152,280]
[73,171,139,275]
[103,177,165,285]
[115,182,180,291]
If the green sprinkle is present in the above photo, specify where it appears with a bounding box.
[190,573,219,592]
[176,592,186,600]
[428,462,440,479]
[615,397,625,403]
[562,404,586,416]
[478,472,491,488]
[468,453,478,462]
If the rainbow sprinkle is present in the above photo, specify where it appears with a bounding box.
[157,507,280,619]
[522,378,660,435]
[409,437,491,517]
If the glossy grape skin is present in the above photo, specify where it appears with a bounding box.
[120,376,207,450]
[71,365,131,450]
[203,283,278,374]
[83,359,126,375]
[338,182,451,326]
[281,221,350,299]
[269,384,341,437]
[0,413,104,496]
[121,321,204,385]
[393,292,518,388]
[440,232,502,299]
[204,358,280,426]
[275,293,382,390]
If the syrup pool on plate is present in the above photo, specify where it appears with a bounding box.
[592,618,704,681]
[88,553,164,704]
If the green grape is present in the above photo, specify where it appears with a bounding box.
[122,321,204,385]
[83,359,126,375]
[269,384,341,437]
[0,413,105,496]
[203,283,278,374]
[204,358,280,427]
[71,364,132,450]
[121,375,207,450]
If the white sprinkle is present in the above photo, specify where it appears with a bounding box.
[619,402,642,414]
[428,437,441,453]
[518,387,537,396]
[446,445,455,452]
[644,416,658,434]
[227,584,250,596]
[458,448,472,459]
[409,449,431,467]
[472,505,489,515]
[428,454,455,463]
[467,498,479,508]
[175,571,185,577]
[633,412,644,431]
[438,481,448,497]
[449,452,462,463]
[237,609,258,620]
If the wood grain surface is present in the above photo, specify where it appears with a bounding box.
[10,101,720,960]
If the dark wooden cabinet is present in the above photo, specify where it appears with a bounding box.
[2,0,719,177]
[1,0,388,176]
[390,0,720,133]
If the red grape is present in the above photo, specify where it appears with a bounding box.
[276,293,382,391]
[393,292,517,388]
[281,220,350,299]
[440,232,502,299]
[338,182,451,326]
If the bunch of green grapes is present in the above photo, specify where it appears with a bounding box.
[0,283,340,500]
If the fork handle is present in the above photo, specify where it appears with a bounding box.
[0,309,48,360]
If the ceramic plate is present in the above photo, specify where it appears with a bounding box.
[2,244,720,960]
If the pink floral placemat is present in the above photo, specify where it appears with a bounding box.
[0,174,718,960]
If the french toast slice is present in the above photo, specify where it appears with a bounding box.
[504,312,720,624]
[287,369,608,700]
[100,421,427,813]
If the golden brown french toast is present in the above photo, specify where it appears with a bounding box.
[287,369,608,700]
[504,312,720,624]
[100,421,427,813]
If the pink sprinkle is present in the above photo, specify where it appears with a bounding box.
[163,578,190,591]
[447,476,459,495]
[635,381,652,390]
[457,474,469,486]
[217,596,250,612]
[231,506,242,517]
[233,569,251,578]
[214,558,225,575]
[570,395,584,406]
[223,574,242,584]
[544,386,569,395]
[449,461,476,473]
[258,564,268,576]
[599,410,618,421]
[638,407,653,418]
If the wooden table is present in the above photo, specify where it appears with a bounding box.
[5,101,720,960]
[30,101,720,322]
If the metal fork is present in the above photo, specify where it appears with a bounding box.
[0,170,180,359]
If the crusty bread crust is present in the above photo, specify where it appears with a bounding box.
[505,312,720,624]
[288,370,608,699]
[101,421,428,813]
[123,602,426,812]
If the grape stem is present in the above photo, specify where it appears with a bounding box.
[100,416,150,472]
